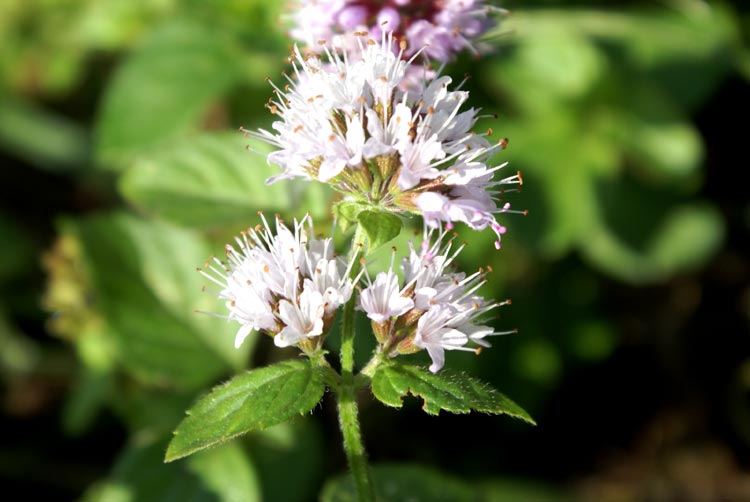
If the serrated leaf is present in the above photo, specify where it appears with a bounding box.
[70,212,251,389]
[357,210,403,251]
[95,20,242,168]
[120,133,289,227]
[371,363,534,423]
[165,360,325,462]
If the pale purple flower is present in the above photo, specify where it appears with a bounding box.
[288,0,503,62]
[198,214,358,350]
[360,225,515,372]
[413,305,470,373]
[243,32,521,250]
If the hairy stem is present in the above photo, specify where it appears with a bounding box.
[336,224,374,501]
[336,383,375,502]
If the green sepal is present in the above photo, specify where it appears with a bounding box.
[333,200,369,232]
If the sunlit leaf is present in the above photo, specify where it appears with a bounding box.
[371,362,534,422]
[494,25,605,107]
[357,210,403,251]
[70,212,251,388]
[494,7,739,108]
[120,133,289,227]
[165,360,325,462]
[95,20,242,168]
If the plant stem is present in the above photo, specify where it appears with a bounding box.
[336,224,375,502]
[336,382,375,502]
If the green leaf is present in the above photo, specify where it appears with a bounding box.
[494,25,605,107]
[0,308,39,375]
[334,200,369,223]
[357,210,403,251]
[321,463,477,502]
[371,363,534,422]
[495,8,739,109]
[95,20,242,168]
[83,439,260,502]
[248,420,326,501]
[70,212,251,389]
[479,479,571,502]
[62,367,112,437]
[120,133,289,227]
[0,211,36,281]
[615,83,703,180]
[186,441,261,502]
[332,200,369,232]
[111,387,196,437]
[165,359,325,462]
[582,204,724,284]
[0,97,89,172]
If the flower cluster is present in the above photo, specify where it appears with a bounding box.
[289,0,502,62]
[198,214,359,352]
[245,32,522,250]
[359,225,514,372]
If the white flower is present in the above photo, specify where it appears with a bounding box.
[275,282,326,347]
[362,224,514,371]
[198,214,358,351]
[359,269,414,324]
[413,306,470,373]
[243,32,522,251]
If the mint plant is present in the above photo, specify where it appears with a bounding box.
[166,19,533,502]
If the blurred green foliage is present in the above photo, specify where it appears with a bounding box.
[1,0,747,499]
